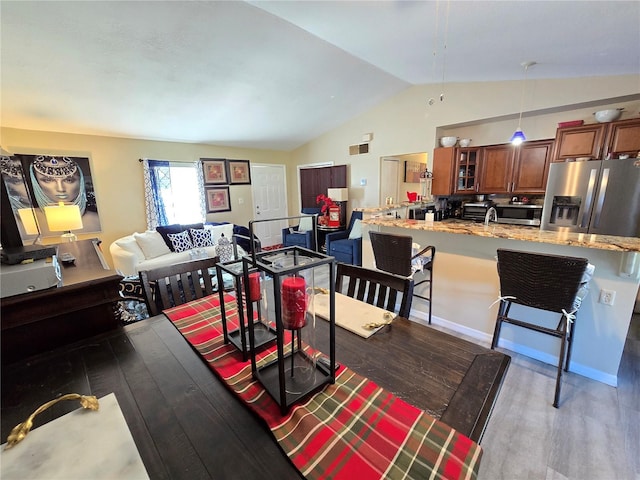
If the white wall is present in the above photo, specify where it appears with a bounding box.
[290,74,640,213]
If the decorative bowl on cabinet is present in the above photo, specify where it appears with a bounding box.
[440,136,458,147]
[594,108,623,123]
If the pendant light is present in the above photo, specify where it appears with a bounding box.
[510,61,536,145]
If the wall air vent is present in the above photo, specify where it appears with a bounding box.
[349,143,369,155]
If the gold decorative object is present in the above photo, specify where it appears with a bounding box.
[4,394,99,449]
[362,311,395,330]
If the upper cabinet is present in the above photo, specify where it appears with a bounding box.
[432,147,481,195]
[552,118,640,162]
[432,147,456,195]
[432,140,553,196]
[479,140,553,194]
[605,118,640,157]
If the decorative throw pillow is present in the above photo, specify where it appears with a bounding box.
[155,224,183,251]
[348,219,362,239]
[205,223,235,244]
[168,230,194,252]
[134,231,172,259]
[115,235,146,262]
[190,228,213,248]
[298,216,314,232]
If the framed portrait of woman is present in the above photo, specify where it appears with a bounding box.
[202,158,228,185]
[1,154,103,240]
[205,186,231,213]
[227,159,251,185]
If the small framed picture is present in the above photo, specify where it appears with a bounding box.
[404,161,425,183]
[227,159,251,185]
[202,158,228,185]
[205,186,231,213]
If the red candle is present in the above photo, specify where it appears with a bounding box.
[248,272,261,302]
[281,277,307,329]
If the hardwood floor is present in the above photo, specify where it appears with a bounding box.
[422,312,640,480]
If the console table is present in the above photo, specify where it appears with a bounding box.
[1,239,122,365]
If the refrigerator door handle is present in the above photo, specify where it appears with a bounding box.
[592,168,610,228]
[580,169,599,228]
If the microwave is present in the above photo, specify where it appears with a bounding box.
[495,204,543,226]
[462,202,493,222]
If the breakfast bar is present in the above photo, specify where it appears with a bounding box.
[360,214,640,387]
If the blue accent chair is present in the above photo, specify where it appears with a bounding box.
[326,211,363,266]
[281,208,320,250]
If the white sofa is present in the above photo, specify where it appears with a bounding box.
[110,223,240,276]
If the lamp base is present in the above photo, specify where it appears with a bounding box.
[60,232,77,242]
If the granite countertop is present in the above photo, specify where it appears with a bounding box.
[361,217,640,253]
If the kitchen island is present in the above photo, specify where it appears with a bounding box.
[360,215,640,387]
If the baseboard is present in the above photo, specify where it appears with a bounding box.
[409,310,619,387]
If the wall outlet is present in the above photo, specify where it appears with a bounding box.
[599,289,616,306]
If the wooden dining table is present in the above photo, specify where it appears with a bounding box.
[1,302,510,479]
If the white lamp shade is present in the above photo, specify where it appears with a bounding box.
[17,208,40,235]
[44,202,83,232]
[327,188,349,202]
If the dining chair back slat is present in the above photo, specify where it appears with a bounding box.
[336,263,414,319]
[140,257,220,316]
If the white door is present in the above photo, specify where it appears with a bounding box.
[250,164,288,247]
[380,158,400,204]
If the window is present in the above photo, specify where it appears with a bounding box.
[143,159,205,229]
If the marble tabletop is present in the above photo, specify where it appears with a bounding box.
[361,217,640,253]
[1,393,149,480]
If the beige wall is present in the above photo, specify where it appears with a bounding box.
[1,128,290,266]
[290,74,640,214]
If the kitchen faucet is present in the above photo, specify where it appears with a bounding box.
[485,207,498,226]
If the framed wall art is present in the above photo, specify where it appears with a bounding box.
[1,154,103,241]
[227,159,251,185]
[404,161,425,183]
[205,186,231,213]
[202,158,228,185]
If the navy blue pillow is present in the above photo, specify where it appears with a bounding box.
[156,224,183,251]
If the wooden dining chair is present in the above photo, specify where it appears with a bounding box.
[139,256,219,316]
[335,263,414,319]
[369,231,436,323]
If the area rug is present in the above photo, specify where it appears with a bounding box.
[164,295,482,480]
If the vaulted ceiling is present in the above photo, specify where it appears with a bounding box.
[2,1,638,151]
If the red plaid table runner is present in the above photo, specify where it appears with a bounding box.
[164,295,482,480]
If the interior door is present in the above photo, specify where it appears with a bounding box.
[380,158,400,204]
[250,164,288,247]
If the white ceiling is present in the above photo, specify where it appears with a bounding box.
[2,1,639,151]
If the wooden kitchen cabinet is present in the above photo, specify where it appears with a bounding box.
[478,140,553,194]
[605,118,640,157]
[454,148,481,194]
[432,147,482,195]
[551,123,606,162]
[512,140,554,194]
[552,118,640,162]
[432,147,456,195]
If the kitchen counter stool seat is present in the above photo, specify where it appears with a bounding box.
[491,248,592,408]
[369,231,435,324]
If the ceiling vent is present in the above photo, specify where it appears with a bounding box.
[349,143,369,155]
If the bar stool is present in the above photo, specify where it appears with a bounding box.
[369,231,435,324]
[491,248,593,408]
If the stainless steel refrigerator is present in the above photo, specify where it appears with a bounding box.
[541,157,640,237]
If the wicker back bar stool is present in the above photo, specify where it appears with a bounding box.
[491,249,592,408]
[369,231,435,324]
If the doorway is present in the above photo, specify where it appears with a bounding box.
[250,164,288,248]
[380,153,428,205]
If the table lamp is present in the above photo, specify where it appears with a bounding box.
[44,202,83,242]
[17,207,41,244]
